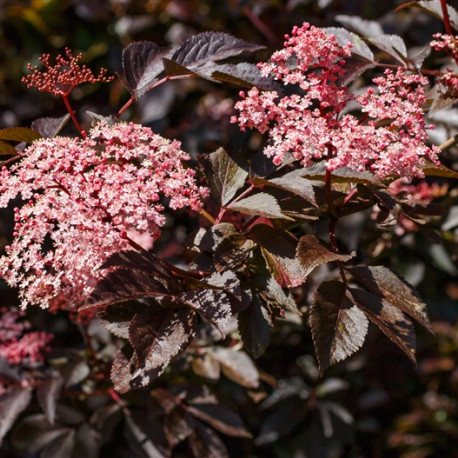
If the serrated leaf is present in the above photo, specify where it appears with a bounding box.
[86,268,172,309]
[10,414,70,453]
[350,288,417,363]
[162,57,195,77]
[204,148,248,206]
[253,272,300,315]
[228,192,293,220]
[210,347,259,388]
[300,163,382,185]
[97,301,149,339]
[213,233,254,271]
[36,375,63,425]
[335,15,384,37]
[422,161,458,179]
[170,32,264,69]
[297,234,354,276]
[0,127,41,142]
[0,387,33,444]
[253,169,317,206]
[31,114,70,138]
[193,223,237,253]
[310,281,368,373]
[212,63,282,92]
[122,41,169,98]
[178,289,233,336]
[188,421,229,458]
[112,309,197,392]
[347,265,432,332]
[0,140,17,155]
[368,34,407,63]
[399,1,458,31]
[248,224,306,287]
[186,404,252,438]
[323,27,374,61]
[238,295,273,359]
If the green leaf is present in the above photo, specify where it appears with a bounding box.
[347,265,432,332]
[238,295,273,358]
[0,127,40,142]
[310,281,368,373]
[297,234,354,277]
[350,288,417,363]
[228,192,293,220]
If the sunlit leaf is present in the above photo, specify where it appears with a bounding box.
[31,114,70,138]
[170,32,264,68]
[347,265,432,332]
[297,234,354,277]
[335,15,384,37]
[350,288,417,363]
[310,281,368,372]
[204,147,248,206]
[228,192,293,220]
[122,41,169,98]
[0,126,41,142]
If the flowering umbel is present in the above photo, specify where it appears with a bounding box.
[232,23,440,179]
[21,48,113,97]
[0,122,208,309]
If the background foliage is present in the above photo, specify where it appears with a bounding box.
[0,0,457,457]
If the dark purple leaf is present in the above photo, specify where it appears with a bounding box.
[210,347,259,388]
[228,192,293,220]
[163,407,196,448]
[112,309,197,392]
[335,15,384,37]
[204,147,248,206]
[40,430,75,458]
[0,140,17,155]
[213,233,255,271]
[253,169,317,206]
[350,288,417,363]
[323,27,374,60]
[170,32,264,68]
[299,163,382,185]
[248,224,306,287]
[11,414,71,453]
[86,268,173,309]
[188,421,229,458]
[36,375,63,425]
[178,289,233,336]
[422,162,458,179]
[191,353,221,381]
[193,223,237,253]
[253,273,300,315]
[347,265,432,332]
[212,63,282,92]
[399,1,458,31]
[97,301,149,339]
[310,281,368,373]
[367,34,407,63]
[122,41,169,98]
[49,349,89,388]
[186,404,251,438]
[297,234,354,277]
[31,114,70,138]
[237,295,273,359]
[0,127,41,142]
[0,387,33,444]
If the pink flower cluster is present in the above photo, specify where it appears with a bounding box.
[232,23,440,179]
[0,307,52,366]
[430,33,458,100]
[21,48,113,97]
[0,122,208,309]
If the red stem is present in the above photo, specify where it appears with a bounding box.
[62,94,85,137]
[440,0,453,35]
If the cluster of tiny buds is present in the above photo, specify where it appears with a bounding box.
[21,47,113,97]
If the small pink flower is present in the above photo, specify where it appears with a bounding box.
[0,122,208,309]
[232,23,440,180]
